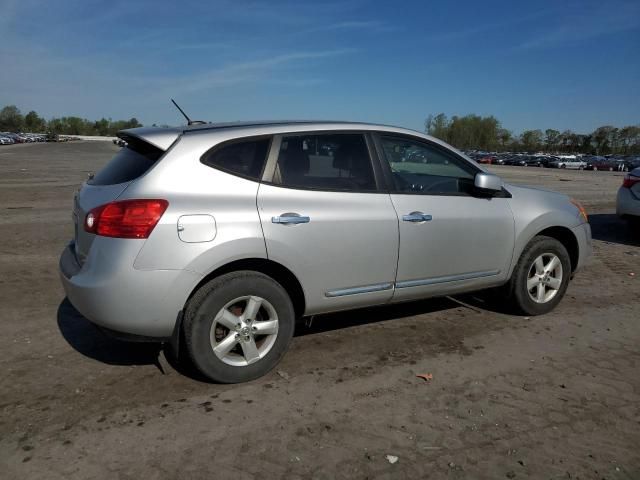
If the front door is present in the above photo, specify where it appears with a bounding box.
[374,133,515,301]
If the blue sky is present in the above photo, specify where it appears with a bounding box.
[1,0,638,133]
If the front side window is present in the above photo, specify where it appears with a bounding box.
[201,137,271,180]
[379,136,477,195]
[273,133,377,191]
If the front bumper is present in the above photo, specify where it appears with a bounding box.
[59,241,201,339]
[572,222,592,274]
[616,187,640,218]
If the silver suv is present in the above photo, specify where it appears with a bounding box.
[59,121,592,383]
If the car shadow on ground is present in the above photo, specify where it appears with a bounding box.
[57,298,161,365]
[589,213,640,247]
[58,296,464,381]
[295,297,458,336]
[57,298,211,381]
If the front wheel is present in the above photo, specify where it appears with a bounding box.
[503,236,572,316]
[183,271,295,383]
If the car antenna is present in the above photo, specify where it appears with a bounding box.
[170,99,207,126]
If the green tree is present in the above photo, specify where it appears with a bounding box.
[618,126,640,154]
[544,129,560,151]
[425,113,449,141]
[520,130,543,152]
[94,118,110,136]
[592,126,616,154]
[0,105,24,131]
[24,111,47,132]
[497,128,512,150]
[47,118,64,134]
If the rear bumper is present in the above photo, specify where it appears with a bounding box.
[572,222,592,274]
[616,187,640,218]
[59,241,201,338]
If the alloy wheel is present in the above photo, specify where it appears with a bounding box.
[209,296,279,366]
[526,253,563,303]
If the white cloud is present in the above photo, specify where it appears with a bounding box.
[520,0,640,49]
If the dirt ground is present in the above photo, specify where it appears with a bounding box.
[1,142,638,479]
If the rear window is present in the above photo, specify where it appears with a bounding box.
[89,138,162,186]
[201,137,271,180]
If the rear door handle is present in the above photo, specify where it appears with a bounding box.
[272,213,310,225]
[402,211,432,222]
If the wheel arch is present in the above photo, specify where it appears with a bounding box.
[184,258,307,319]
[535,226,579,274]
[510,226,579,279]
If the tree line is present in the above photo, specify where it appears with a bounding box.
[425,113,640,155]
[0,105,141,136]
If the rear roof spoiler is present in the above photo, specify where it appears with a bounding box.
[118,126,183,151]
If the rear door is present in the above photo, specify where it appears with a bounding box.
[374,133,515,301]
[258,132,399,315]
[73,137,164,264]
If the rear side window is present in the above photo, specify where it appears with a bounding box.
[272,133,376,191]
[201,137,271,180]
[90,138,162,186]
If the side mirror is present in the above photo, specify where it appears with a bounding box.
[474,172,503,193]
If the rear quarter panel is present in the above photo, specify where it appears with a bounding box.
[128,131,268,275]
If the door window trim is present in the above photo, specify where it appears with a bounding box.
[260,130,385,194]
[371,132,486,197]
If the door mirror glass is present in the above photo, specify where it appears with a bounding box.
[474,172,502,193]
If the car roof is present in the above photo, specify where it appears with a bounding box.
[119,120,442,152]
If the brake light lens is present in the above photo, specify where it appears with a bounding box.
[85,199,168,239]
[622,174,640,189]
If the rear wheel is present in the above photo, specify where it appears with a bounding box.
[504,236,571,316]
[183,271,295,383]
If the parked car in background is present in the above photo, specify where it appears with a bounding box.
[616,167,640,224]
[614,157,640,172]
[503,155,527,167]
[0,135,14,145]
[550,156,587,170]
[3,132,23,143]
[524,156,556,168]
[585,156,616,171]
[59,120,592,383]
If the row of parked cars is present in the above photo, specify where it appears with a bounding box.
[0,132,49,144]
[0,132,77,144]
[467,151,640,172]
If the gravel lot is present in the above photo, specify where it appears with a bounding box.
[1,141,639,479]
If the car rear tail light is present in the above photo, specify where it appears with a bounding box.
[622,174,640,189]
[85,199,168,239]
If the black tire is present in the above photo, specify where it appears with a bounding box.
[183,271,295,383]
[503,235,572,316]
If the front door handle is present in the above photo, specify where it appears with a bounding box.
[272,213,310,225]
[402,211,432,222]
